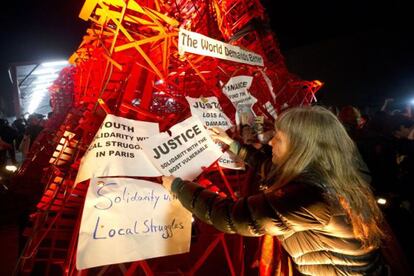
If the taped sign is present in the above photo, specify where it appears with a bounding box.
[186,96,233,130]
[185,97,243,170]
[222,75,257,108]
[77,178,192,269]
[75,115,161,184]
[140,116,223,180]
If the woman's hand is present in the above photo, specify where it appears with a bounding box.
[210,127,234,145]
[162,175,177,192]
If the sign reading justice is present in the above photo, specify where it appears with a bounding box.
[140,116,223,180]
[77,178,192,269]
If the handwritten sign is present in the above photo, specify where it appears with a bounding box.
[75,115,161,184]
[178,28,264,67]
[140,116,223,180]
[77,178,192,270]
[186,96,233,131]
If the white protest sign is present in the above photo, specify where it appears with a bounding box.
[185,97,243,170]
[77,178,192,270]
[185,96,233,131]
[75,115,161,184]
[218,151,245,170]
[222,75,257,108]
[140,116,223,180]
[178,28,264,67]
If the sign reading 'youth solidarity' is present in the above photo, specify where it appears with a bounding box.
[140,116,223,180]
[75,115,161,184]
[178,28,264,67]
[77,178,192,269]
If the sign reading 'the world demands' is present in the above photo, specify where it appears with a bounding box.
[140,116,223,180]
[77,178,192,270]
[75,115,161,184]
[178,28,264,67]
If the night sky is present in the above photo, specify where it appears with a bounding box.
[1,0,413,116]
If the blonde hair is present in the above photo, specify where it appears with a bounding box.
[271,106,384,248]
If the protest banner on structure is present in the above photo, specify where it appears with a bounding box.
[178,28,264,67]
[185,96,244,170]
[140,116,223,180]
[185,96,233,130]
[75,115,161,183]
[221,75,258,126]
[77,177,192,269]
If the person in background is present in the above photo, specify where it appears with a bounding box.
[0,118,18,165]
[163,106,390,275]
[338,105,364,137]
[0,137,12,168]
[25,113,44,149]
[12,116,26,152]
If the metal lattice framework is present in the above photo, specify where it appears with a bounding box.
[15,0,322,275]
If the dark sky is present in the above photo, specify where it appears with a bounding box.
[1,0,413,115]
[265,0,414,108]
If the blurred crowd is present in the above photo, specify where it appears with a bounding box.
[0,113,48,171]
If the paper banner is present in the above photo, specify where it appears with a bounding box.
[185,96,233,131]
[140,116,223,180]
[75,115,161,184]
[222,75,257,108]
[185,97,244,170]
[178,28,264,67]
[218,150,245,170]
[77,178,192,270]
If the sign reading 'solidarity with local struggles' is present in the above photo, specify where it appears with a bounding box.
[77,178,192,269]
[140,116,223,180]
[75,115,161,184]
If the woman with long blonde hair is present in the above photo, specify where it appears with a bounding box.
[163,106,387,275]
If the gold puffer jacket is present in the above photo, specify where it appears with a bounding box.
[171,146,386,275]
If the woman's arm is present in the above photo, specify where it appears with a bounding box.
[164,177,332,237]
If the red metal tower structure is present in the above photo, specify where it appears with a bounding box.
[15,0,322,275]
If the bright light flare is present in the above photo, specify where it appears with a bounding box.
[41,60,68,67]
[5,165,18,172]
[377,198,387,205]
[35,74,59,81]
[33,68,61,75]
[28,89,48,114]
